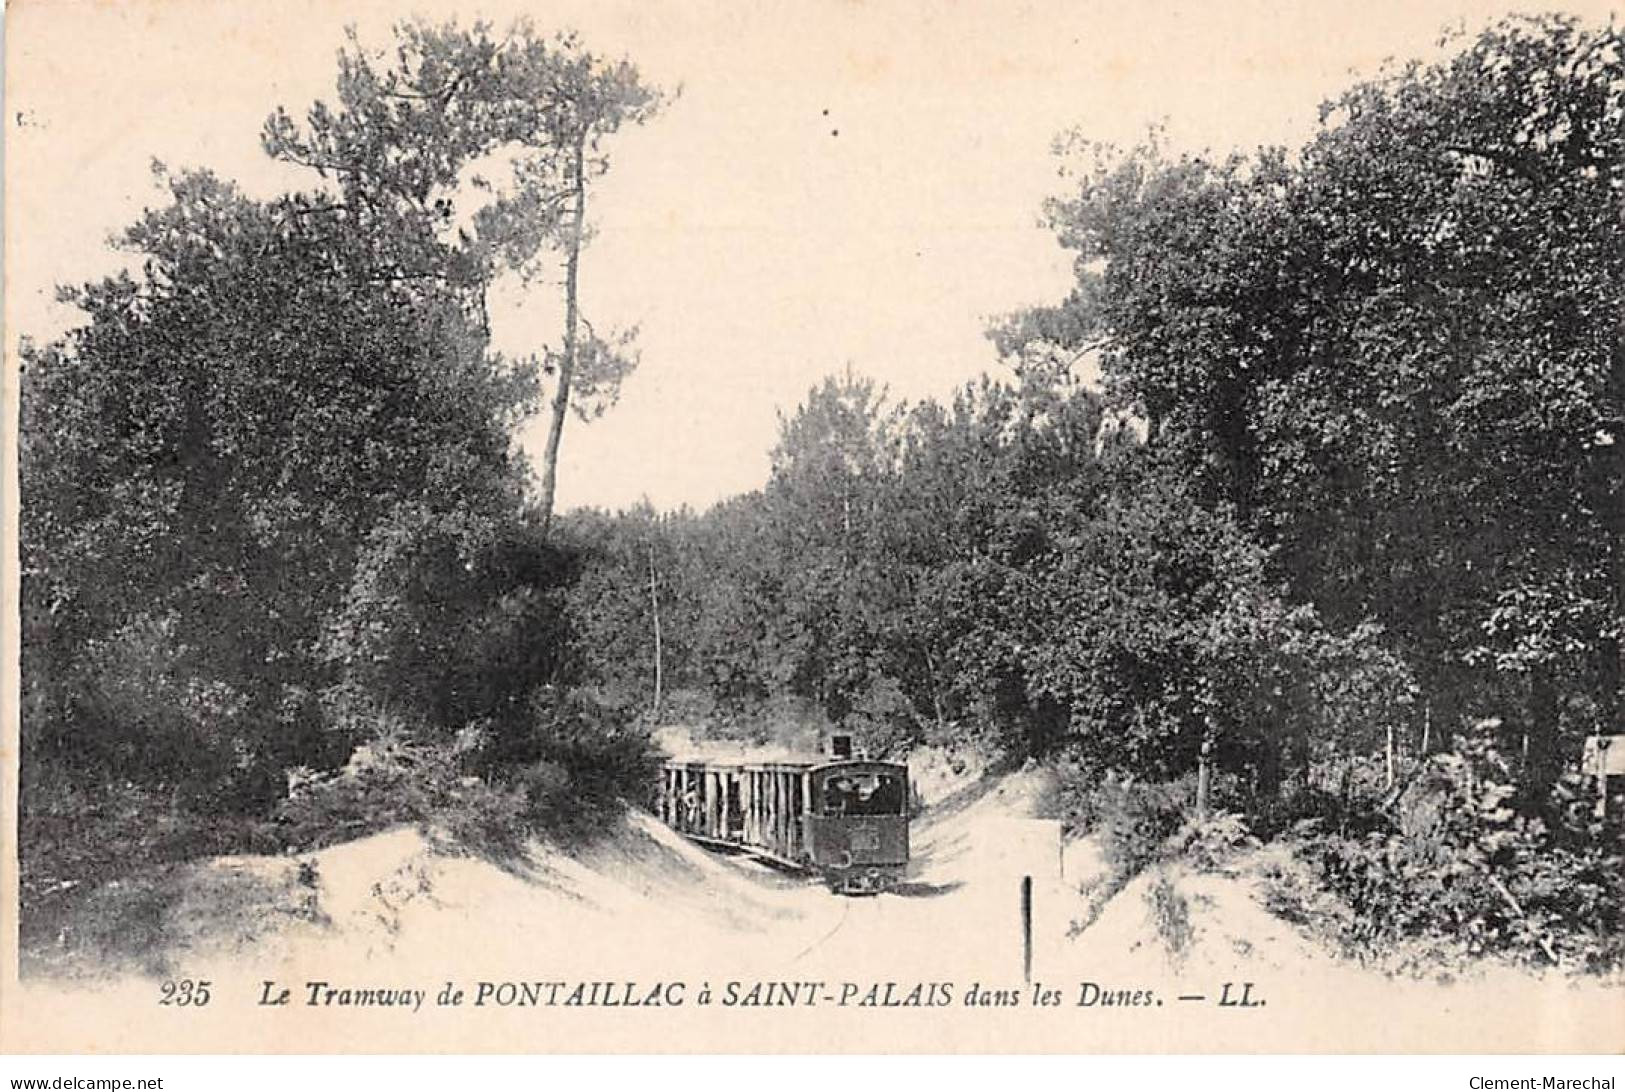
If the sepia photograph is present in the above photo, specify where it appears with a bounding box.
[3,0,1623,1059]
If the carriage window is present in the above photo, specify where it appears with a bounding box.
[821,771,905,816]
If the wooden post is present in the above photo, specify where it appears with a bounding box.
[1385,722,1396,790]
[772,773,783,855]
[1195,733,1214,820]
[1020,875,1033,985]
[709,772,720,837]
[1598,738,1612,821]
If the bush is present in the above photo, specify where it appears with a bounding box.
[275,737,445,852]
[1092,778,1195,877]
[430,777,531,864]
[1295,749,1625,975]
[1170,811,1259,874]
[278,738,549,865]
[512,759,573,825]
[280,692,661,862]
[1056,758,1270,940]
[1050,761,1240,868]
[1257,846,1350,932]
[1059,772,1197,935]
[464,687,663,842]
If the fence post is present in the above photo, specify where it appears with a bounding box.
[1020,875,1033,985]
[1195,734,1214,820]
[1598,738,1612,821]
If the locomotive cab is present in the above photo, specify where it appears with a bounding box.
[803,760,910,894]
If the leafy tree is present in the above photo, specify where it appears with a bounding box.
[21,166,535,807]
[320,503,574,746]
[1005,14,1624,796]
[682,495,782,712]
[759,374,906,721]
[560,503,695,718]
[263,19,666,530]
[1023,451,1412,789]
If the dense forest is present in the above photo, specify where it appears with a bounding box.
[19,14,1625,973]
[561,15,1625,970]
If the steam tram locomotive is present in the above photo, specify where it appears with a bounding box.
[656,741,909,895]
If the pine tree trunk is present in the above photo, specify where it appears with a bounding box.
[1385,721,1396,790]
[538,131,587,534]
[648,539,664,720]
[1525,670,1560,801]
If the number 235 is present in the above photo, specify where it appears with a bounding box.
[159,979,211,1006]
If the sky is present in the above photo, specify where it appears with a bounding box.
[7,0,1617,514]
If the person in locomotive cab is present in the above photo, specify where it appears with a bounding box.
[850,773,903,816]
[826,775,856,815]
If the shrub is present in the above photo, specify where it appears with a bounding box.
[1051,764,1234,868]
[278,736,548,865]
[1092,778,1195,878]
[1170,811,1259,874]
[1257,846,1350,933]
[429,777,531,864]
[1061,773,1197,933]
[1296,749,1625,975]
[512,759,573,825]
[274,737,444,852]
[528,690,661,811]
[278,711,650,864]
[463,687,663,842]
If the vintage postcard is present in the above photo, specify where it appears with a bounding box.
[4,0,1623,1056]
